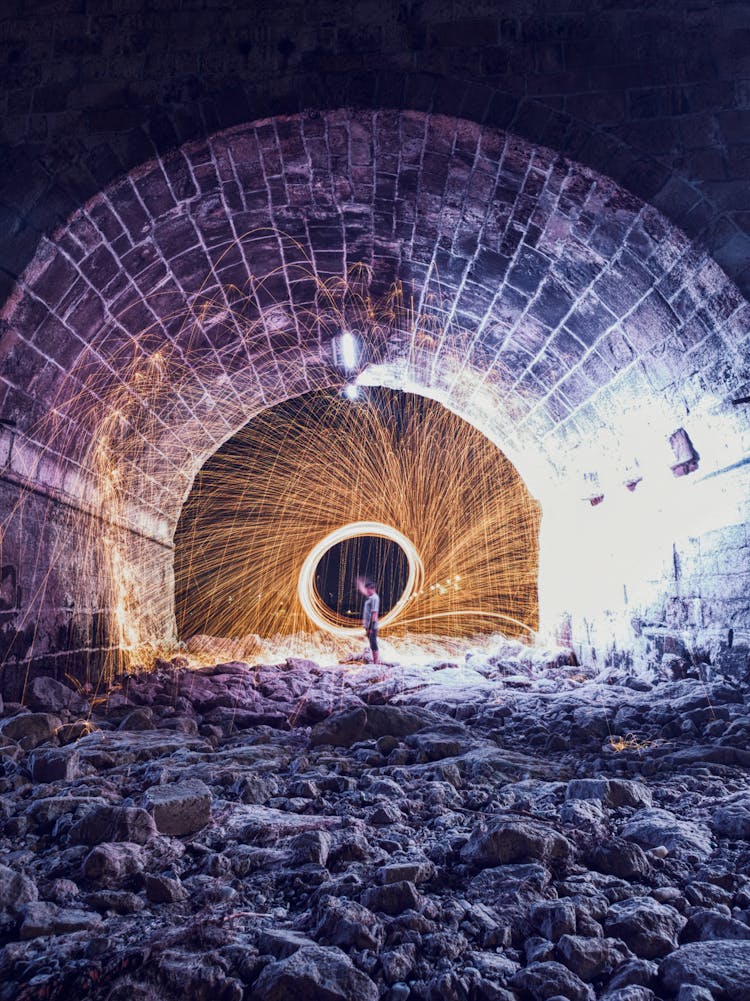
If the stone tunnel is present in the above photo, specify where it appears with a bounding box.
[0,100,748,684]
[2,5,750,998]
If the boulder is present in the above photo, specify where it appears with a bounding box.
[251,945,378,1001]
[682,908,750,942]
[144,874,187,903]
[510,959,594,1000]
[605,897,686,959]
[711,798,750,840]
[0,863,38,913]
[0,712,60,747]
[588,839,651,880]
[530,899,577,940]
[556,934,631,980]
[69,805,156,845]
[314,896,384,950]
[310,705,444,747]
[26,676,90,715]
[659,941,750,999]
[118,707,155,731]
[82,842,146,887]
[29,746,81,782]
[566,778,652,809]
[361,880,422,916]
[462,817,572,868]
[621,808,712,857]
[143,778,212,836]
[19,900,102,939]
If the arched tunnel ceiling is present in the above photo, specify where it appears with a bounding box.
[2,0,750,305]
[1,109,748,537]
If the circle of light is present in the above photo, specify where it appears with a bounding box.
[297,521,424,638]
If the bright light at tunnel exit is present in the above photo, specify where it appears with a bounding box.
[297,521,424,638]
[340,330,358,369]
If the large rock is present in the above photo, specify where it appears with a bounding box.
[711,797,750,840]
[566,778,652,809]
[143,778,212,836]
[510,959,594,1000]
[310,705,444,747]
[29,746,81,782]
[361,880,422,916]
[530,899,577,940]
[82,842,146,887]
[251,944,378,1001]
[462,817,572,868]
[0,712,60,747]
[621,808,712,856]
[19,900,102,939]
[0,863,38,913]
[659,941,750,999]
[588,838,651,880]
[556,934,631,980]
[314,896,384,950]
[70,805,156,845]
[605,897,686,958]
[26,676,90,715]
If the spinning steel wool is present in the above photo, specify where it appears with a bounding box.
[174,386,540,645]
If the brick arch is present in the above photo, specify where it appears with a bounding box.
[2,0,750,306]
[0,109,748,685]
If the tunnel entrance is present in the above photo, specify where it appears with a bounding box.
[174,387,540,645]
[313,534,409,622]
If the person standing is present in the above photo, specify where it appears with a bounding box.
[358,577,380,664]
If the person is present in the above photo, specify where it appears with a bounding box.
[358,577,380,664]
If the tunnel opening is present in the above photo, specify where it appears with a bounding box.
[313,535,410,624]
[174,386,540,652]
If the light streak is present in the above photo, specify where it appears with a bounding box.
[297,521,423,637]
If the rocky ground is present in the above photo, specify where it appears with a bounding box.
[1,642,750,1001]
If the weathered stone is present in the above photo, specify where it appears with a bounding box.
[605,897,686,958]
[510,959,594,1000]
[530,899,577,941]
[711,797,750,840]
[144,873,187,903]
[621,808,712,857]
[143,778,212,835]
[252,944,378,1001]
[566,778,652,809]
[118,707,156,731]
[29,746,81,782]
[25,677,90,716]
[315,896,384,950]
[82,842,146,887]
[0,712,60,747]
[310,705,443,747]
[556,934,631,980]
[462,817,572,868]
[19,900,102,939]
[659,941,750,999]
[361,880,422,916]
[0,863,38,913]
[589,839,651,880]
[69,805,156,845]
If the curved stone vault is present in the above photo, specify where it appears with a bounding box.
[0,109,748,681]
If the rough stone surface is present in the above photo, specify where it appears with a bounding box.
[252,945,378,1001]
[0,655,748,1000]
[143,778,212,836]
[659,941,750,999]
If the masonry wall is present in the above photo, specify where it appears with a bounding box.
[0,472,174,700]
